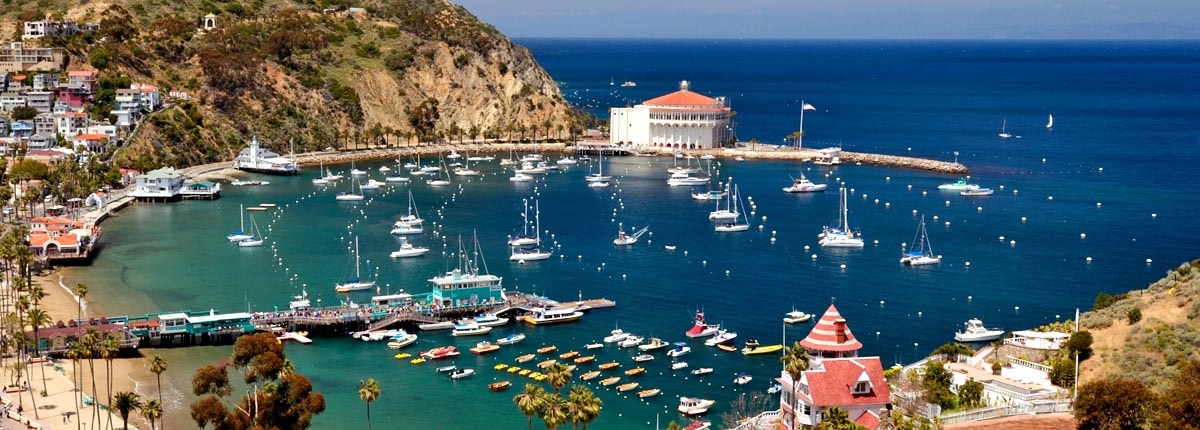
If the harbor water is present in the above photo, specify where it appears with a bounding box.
[66,39,1200,428]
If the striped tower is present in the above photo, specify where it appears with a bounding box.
[798,304,862,359]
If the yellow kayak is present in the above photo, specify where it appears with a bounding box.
[494,363,509,370]
[508,366,522,374]
[394,353,411,360]
[411,357,426,365]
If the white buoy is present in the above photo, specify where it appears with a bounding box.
[1086,257,1092,262]
[913,209,918,215]
[917,311,922,317]
[999,235,1005,241]
[862,194,868,199]
[1096,202,1102,207]
[1146,258,1153,264]
[804,245,810,251]
[885,202,890,207]
[977,206,983,212]
[758,225,764,230]
[762,216,767,221]
[944,221,950,227]
[840,264,846,270]
[999,185,1005,190]
[932,215,939,221]
[880,301,885,305]
[965,261,970,267]
[874,199,880,204]
[1021,217,1027,222]
[922,191,927,196]
[1098,167,1103,172]
[1080,233,1086,239]
[811,254,818,260]
[1151,213,1157,218]
[873,240,879,245]
[967,296,972,300]
[907,185,912,190]
[770,237,776,243]
[1015,306,1020,311]
[725,270,731,275]
[1013,190,1018,195]
[886,176,891,181]
[1048,196,1054,200]
[1010,240,1016,246]
[945,200,950,206]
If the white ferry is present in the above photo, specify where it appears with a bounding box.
[234,136,298,175]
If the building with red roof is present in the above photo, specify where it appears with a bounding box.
[28,216,101,262]
[609,80,732,150]
[775,355,892,429]
[800,304,863,359]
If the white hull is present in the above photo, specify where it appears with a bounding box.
[704,331,737,346]
[708,210,738,221]
[238,239,264,247]
[419,321,456,331]
[336,193,363,201]
[510,173,533,182]
[387,334,418,349]
[901,255,941,265]
[819,234,864,247]
[427,179,451,186]
[452,326,493,337]
[507,237,539,247]
[715,223,750,232]
[510,250,552,261]
[391,226,423,235]
[391,247,430,258]
[384,176,410,183]
[955,330,1006,342]
[334,281,375,293]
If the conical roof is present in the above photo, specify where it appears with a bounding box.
[799,304,862,353]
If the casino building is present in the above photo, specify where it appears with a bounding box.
[609,81,732,150]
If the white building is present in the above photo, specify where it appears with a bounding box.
[131,167,184,201]
[609,80,731,150]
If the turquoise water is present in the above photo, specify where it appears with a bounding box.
[68,39,1200,429]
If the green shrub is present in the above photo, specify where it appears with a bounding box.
[1128,307,1142,324]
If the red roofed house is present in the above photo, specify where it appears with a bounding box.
[609,80,732,150]
[71,133,108,151]
[28,216,101,262]
[28,322,139,356]
[800,304,863,359]
[776,356,892,429]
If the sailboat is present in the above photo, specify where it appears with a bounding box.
[1046,114,1054,129]
[507,199,539,246]
[714,186,750,232]
[708,181,738,220]
[585,152,612,183]
[335,237,376,292]
[391,190,424,235]
[998,119,1012,139]
[226,204,253,241]
[453,156,480,176]
[510,200,552,261]
[613,223,650,246]
[427,161,452,186]
[312,161,330,185]
[336,175,365,201]
[237,213,264,247]
[818,186,864,247]
[900,215,941,265]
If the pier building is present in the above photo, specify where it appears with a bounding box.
[28,321,139,356]
[609,81,732,150]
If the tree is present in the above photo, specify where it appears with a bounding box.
[358,378,380,430]
[112,391,142,430]
[818,406,865,430]
[541,393,568,430]
[566,384,602,430]
[1065,330,1093,360]
[102,334,121,430]
[140,399,163,430]
[1049,357,1076,389]
[149,355,167,405]
[930,343,974,359]
[1127,307,1142,324]
[1074,378,1154,430]
[780,341,811,429]
[921,360,956,409]
[958,378,984,408]
[189,332,325,429]
[513,383,546,430]
[25,307,51,394]
[545,362,572,395]
[1150,359,1200,429]
[407,98,440,144]
[9,106,38,121]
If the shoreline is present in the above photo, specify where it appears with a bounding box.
[181,141,969,181]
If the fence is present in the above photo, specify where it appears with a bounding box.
[939,399,1073,425]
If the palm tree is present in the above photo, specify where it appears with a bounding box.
[358,378,381,430]
[545,362,572,395]
[817,406,853,430]
[540,393,568,430]
[25,307,51,393]
[149,355,167,405]
[82,328,101,429]
[139,399,162,430]
[513,383,546,430]
[566,385,602,430]
[101,334,120,430]
[111,391,141,430]
[72,283,88,324]
[67,341,86,430]
[781,341,811,430]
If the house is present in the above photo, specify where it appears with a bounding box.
[6,74,26,92]
[85,123,118,142]
[58,70,97,106]
[27,322,138,356]
[71,133,108,151]
[0,42,66,73]
[0,116,9,135]
[22,21,79,40]
[609,80,732,150]
[202,13,218,31]
[0,92,25,113]
[131,167,185,201]
[25,147,68,163]
[32,112,55,135]
[55,111,87,138]
[168,90,190,100]
[27,215,101,263]
[111,108,132,126]
[26,90,53,113]
[9,120,33,137]
[0,137,17,155]
[131,83,160,111]
[776,357,892,430]
[26,132,56,150]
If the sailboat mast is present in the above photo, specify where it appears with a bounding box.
[240,204,245,231]
[354,237,361,278]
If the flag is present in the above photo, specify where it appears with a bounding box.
[377,286,382,295]
[802,103,817,112]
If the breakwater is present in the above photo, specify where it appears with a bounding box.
[182,141,969,179]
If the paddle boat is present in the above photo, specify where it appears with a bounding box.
[493,363,509,371]
[420,346,460,360]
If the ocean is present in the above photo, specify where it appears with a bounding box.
[66,39,1200,429]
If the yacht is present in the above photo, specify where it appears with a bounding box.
[522,307,583,325]
[937,178,981,191]
[678,397,716,416]
[334,237,375,292]
[451,321,493,337]
[954,318,1005,342]
[783,310,812,324]
[391,190,424,235]
[782,173,827,193]
[667,171,710,186]
[960,188,994,196]
[389,237,429,258]
[234,136,298,175]
[704,329,737,346]
[684,311,720,338]
[386,331,418,349]
[900,215,941,266]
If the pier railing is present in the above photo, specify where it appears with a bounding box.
[938,399,1072,425]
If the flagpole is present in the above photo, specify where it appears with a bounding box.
[798,100,805,149]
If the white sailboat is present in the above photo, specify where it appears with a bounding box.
[998,119,1012,139]
[453,156,480,176]
[312,161,331,185]
[427,161,452,186]
[714,186,750,232]
[900,215,941,265]
[350,160,367,176]
[237,212,264,247]
[708,182,739,220]
[818,186,864,247]
[391,190,424,235]
[335,176,364,201]
[335,237,376,292]
[510,200,552,261]
[584,152,612,183]
[1046,114,1054,129]
[226,204,253,241]
[507,199,538,246]
[613,223,650,246]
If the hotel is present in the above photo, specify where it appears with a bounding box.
[609,81,732,150]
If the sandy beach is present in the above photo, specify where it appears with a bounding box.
[1,268,158,430]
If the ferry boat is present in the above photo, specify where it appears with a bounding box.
[234,136,298,175]
[685,311,720,338]
[523,307,584,325]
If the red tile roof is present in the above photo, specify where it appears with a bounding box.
[644,90,718,107]
[28,235,50,247]
[68,70,97,77]
[73,133,108,140]
[800,304,863,353]
[801,357,891,408]
[855,409,882,430]
[29,323,127,340]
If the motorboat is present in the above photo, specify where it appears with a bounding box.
[587,180,610,188]
[618,336,645,348]
[685,311,720,338]
[389,237,430,258]
[584,343,604,350]
[768,383,783,394]
[488,380,512,391]
[449,368,474,379]
[510,172,534,182]
[734,373,753,385]
[819,186,864,248]
[495,333,526,345]
[961,188,994,196]
[900,215,942,266]
[536,345,558,354]
[612,223,650,246]
[603,328,629,343]
[580,370,601,380]
[741,340,783,355]
[359,179,385,190]
[556,157,577,165]
[691,188,727,201]
[954,318,1005,342]
[783,310,812,324]
[678,397,716,415]
[469,341,500,355]
[451,322,493,337]
[666,345,691,358]
[704,329,737,346]
[420,346,460,360]
[638,338,669,351]
[598,362,620,370]
[559,350,580,360]
[537,359,557,369]
[670,361,689,370]
[386,332,419,349]
[436,365,458,373]
[617,382,640,392]
[624,367,646,376]
[522,307,583,325]
[782,173,827,193]
[637,388,661,398]
[516,354,536,363]
[418,321,455,331]
[632,354,655,362]
[599,376,621,386]
[690,367,713,376]
[667,171,710,186]
[474,313,510,327]
[937,178,981,191]
[573,355,596,364]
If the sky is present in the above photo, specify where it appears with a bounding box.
[450,0,1200,39]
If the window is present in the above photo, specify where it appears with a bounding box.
[854,381,871,394]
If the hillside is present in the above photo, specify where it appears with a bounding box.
[1078,258,1200,391]
[2,0,577,170]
